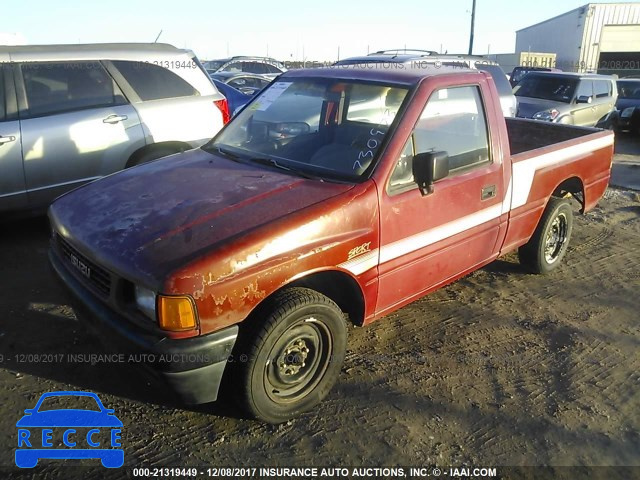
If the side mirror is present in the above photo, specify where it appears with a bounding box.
[412,151,449,195]
[576,95,592,104]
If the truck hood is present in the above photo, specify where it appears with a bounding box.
[49,148,353,287]
[516,97,568,119]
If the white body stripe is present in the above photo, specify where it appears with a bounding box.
[379,203,503,264]
[338,250,379,275]
[511,134,613,209]
[339,133,613,276]
[501,178,513,215]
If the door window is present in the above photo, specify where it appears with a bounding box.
[263,63,283,74]
[575,80,594,100]
[594,80,611,98]
[0,69,5,121]
[389,85,490,192]
[112,61,198,101]
[21,62,124,117]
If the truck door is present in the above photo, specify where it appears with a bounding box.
[0,63,27,212]
[376,84,506,316]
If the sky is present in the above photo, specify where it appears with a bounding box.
[3,1,639,61]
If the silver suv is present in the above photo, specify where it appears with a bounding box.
[514,72,618,127]
[0,43,228,213]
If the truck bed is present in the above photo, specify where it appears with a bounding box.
[506,117,598,155]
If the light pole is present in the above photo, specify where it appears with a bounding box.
[468,0,476,55]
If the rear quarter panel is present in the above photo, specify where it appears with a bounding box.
[502,130,613,253]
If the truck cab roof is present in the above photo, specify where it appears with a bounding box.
[280,65,479,86]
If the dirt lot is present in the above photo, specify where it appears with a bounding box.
[0,142,639,479]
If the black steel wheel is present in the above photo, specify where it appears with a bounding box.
[236,287,347,423]
[519,197,574,274]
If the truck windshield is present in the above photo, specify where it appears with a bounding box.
[209,78,409,181]
[513,75,578,103]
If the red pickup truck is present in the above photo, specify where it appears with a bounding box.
[49,66,613,423]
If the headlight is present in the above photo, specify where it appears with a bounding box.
[532,109,560,121]
[135,285,156,320]
[621,107,636,118]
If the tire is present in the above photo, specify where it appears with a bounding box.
[518,197,573,274]
[235,287,347,423]
[126,147,179,168]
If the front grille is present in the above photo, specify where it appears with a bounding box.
[56,235,112,297]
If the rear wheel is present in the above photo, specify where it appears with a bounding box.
[518,197,573,274]
[236,287,347,423]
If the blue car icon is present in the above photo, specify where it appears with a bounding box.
[16,391,123,468]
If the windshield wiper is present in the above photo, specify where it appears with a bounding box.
[248,156,323,181]
[214,146,242,162]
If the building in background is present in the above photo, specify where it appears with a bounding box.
[515,3,640,75]
[488,52,557,75]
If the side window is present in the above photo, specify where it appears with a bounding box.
[594,80,611,98]
[242,62,265,74]
[221,62,242,73]
[228,77,248,89]
[21,62,124,117]
[0,69,5,121]
[576,80,593,100]
[263,63,282,74]
[112,61,198,101]
[389,85,490,192]
[389,137,415,189]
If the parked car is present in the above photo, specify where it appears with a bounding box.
[0,43,229,215]
[335,52,517,117]
[203,56,286,80]
[209,78,253,117]
[50,65,613,423]
[615,78,640,135]
[209,72,271,96]
[514,72,618,127]
[509,66,561,87]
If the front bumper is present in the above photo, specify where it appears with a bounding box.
[49,248,238,404]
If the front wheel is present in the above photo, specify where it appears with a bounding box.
[236,287,347,423]
[518,197,574,274]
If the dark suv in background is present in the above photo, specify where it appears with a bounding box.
[509,66,562,87]
[615,78,640,135]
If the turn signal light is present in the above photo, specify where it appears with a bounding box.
[157,295,197,331]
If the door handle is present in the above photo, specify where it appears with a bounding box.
[481,185,496,200]
[103,114,128,124]
[0,135,16,145]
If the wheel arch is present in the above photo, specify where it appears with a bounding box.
[551,175,585,213]
[126,141,193,168]
[242,269,367,328]
[284,269,366,326]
